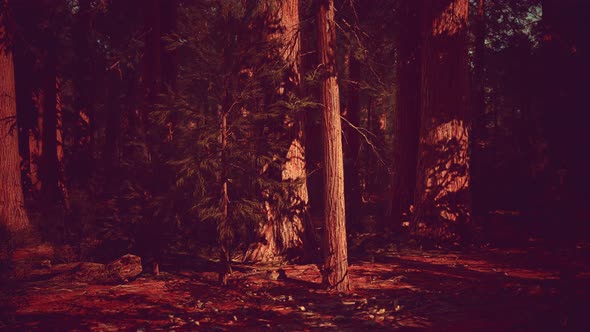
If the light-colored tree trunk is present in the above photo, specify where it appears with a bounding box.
[413,0,471,244]
[317,0,351,292]
[0,0,30,241]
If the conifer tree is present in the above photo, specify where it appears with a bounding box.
[317,0,351,292]
[413,0,471,244]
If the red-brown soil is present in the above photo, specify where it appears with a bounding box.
[1,242,589,331]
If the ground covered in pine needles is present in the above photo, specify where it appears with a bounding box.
[1,239,590,331]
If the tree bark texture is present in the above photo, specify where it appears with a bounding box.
[245,0,312,263]
[317,0,350,292]
[0,0,30,238]
[413,0,471,244]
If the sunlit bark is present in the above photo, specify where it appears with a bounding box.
[413,0,471,244]
[244,0,312,263]
[317,0,350,292]
[0,0,30,239]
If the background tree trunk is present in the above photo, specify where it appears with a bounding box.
[39,43,62,206]
[317,0,350,292]
[471,0,486,217]
[413,0,471,245]
[388,0,421,232]
[0,0,30,242]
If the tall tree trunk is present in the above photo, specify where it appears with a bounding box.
[14,50,34,194]
[55,78,69,210]
[413,0,471,245]
[218,108,232,286]
[136,0,175,275]
[317,0,350,292]
[144,0,162,101]
[71,0,95,183]
[539,0,587,243]
[244,0,313,263]
[388,0,421,231]
[29,88,44,192]
[39,44,61,206]
[0,0,30,242]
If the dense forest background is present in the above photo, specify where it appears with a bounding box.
[1,0,589,290]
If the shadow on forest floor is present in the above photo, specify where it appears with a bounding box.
[1,240,590,331]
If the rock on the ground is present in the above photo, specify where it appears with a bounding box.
[107,254,142,283]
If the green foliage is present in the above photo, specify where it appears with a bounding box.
[132,0,313,253]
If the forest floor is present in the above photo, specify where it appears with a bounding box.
[1,239,590,331]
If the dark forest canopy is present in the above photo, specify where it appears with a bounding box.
[1,0,588,290]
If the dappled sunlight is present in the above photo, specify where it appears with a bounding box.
[415,119,470,242]
[431,1,469,37]
[3,243,588,331]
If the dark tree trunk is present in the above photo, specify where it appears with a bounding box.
[71,0,95,183]
[0,0,30,242]
[539,0,588,243]
[39,44,61,205]
[317,0,351,292]
[471,0,486,216]
[388,0,421,232]
[413,0,471,245]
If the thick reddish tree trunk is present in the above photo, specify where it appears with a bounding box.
[317,0,350,292]
[244,0,313,263]
[413,0,471,244]
[0,0,30,241]
[388,0,421,231]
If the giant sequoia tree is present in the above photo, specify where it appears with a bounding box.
[412,0,471,244]
[0,0,30,240]
[317,0,350,292]
[244,0,311,263]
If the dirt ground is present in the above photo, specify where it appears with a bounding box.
[1,242,589,331]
